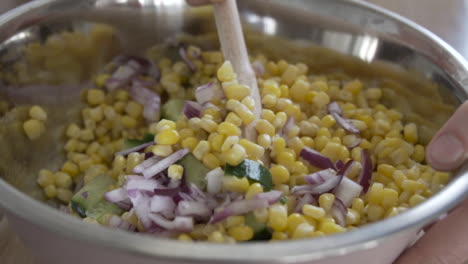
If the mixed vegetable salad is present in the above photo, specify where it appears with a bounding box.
[21,26,451,243]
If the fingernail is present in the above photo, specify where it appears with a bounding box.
[428,133,464,169]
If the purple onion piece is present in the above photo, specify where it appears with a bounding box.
[133,156,162,174]
[142,148,189,178]
[304,168,336,185]
[358,149,373,193]
[114,141,154,157]
[294,193,316,213]
[153,187,180,197]
[331,198,347,227]
[327,101,342,115]
[130,80,161,123]
[252,60,265,77]
[254,190,283,205]
[195,82,215,105]
[332,113,360,134]
[148,214,194,232]
[300,147,336,170]
[183,100,202,119]
[335,160,344,170]
[105,188,131,210]
[210,199,269,224]
[331,160,354,194]
[179,46,196,72]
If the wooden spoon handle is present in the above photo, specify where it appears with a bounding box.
[213,0,262,123]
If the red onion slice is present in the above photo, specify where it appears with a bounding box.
[150,195,176,214]
[206,167,224,195]
[114,141,154,157]
[195,82,216,105]
[183,100,202,119]
[142,148,189,178]
[291,176,341,196]
[108,215,137,231]
[106,61,140,92]
[300,147,336,170]
[335,160,344,170]
[348,138,362,149]
[252,60,265,77]
[130,80,161,123]
[334,176,363,207]
[331,198,347,227]
[253,190,283,205]
[331,160,354,194]
[133,156,162,174]
[179,46,196,72]
[176,200,212,220]
[153,187,180,197]
[358,149,372,193]
[148,214,194,232]
[280,116,295,140]
[304,169,336,185]
[327,102,360,134]
[210,199,269,224]
[126,177,161,194]
[294,193,316,213]
[105,188,131,210]
[128,191,153,229]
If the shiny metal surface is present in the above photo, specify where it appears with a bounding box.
[0,0,467,263]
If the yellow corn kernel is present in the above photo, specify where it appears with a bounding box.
[193,140,211,160]
[346,208,360,226]
[238,139,264,159]
[255,119,275,136]
[152,144,173,157]
[37,169,55,187]
[253,208,269,224]
[320,115,336,128]
[377,164,396,178]
[207,231,225,243]
[218,121,241,136]
[320,142,342,162]
[79,128,94,142]
[392,170,407,187]
[223,82,250,101]
[381,188,399,208]
[319,193,335,211]
[257,134,272,149]
[367,183,385,205]
[221,135,240,153]
[217,61,237,82]
[412,145,425,163]
[271,136,286,156]
[312,91,330,108]
[303,204,326,219]
[365,87,382,100]
[66,123,81,139]
[367,204,384,222]
[23,119,45,140]
[178,234,193,242]
[287,213,307,235]
[182,137,198,151]
[222,143,247,166]
[320,221,346,234]
[234,103,255,124]
[262,79,281,97]
[54,172,73,189]
[351,198,364,213]
[228,225,253,241]
[268,204,288,232]
[156,130,180,145]
[276,151,295,171]
[200,117,218,133]
[272,112,288,129]
[245,183,264,199]
[168,164,184,180]
[126,152,143,173]
[208,133,225,153]
[290,79,309,102]
[179,128,195,140]
[44,185,57,198]
[120,115,136,128]
[261,109,276,123]
[87,89,106,106]
[61,161,79,178]
[270,164,290,185]
[29,105,47,121]
[56,188,73,203]
[125,101,143,119]
[272,231,288,241]
[155,119,176,132]
[409,194,426,206]
[223,175,250,193]
[292,222,315,239]
[281,64,299,86]
[225,216,245,228]
[343,80,363,95]
[401,179,425,193]
[225,112,243,127]
[403,123,418,143]
[203,153,221,169]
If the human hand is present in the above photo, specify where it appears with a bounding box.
[396,101,468,263]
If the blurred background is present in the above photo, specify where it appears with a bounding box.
[0,0,466,263]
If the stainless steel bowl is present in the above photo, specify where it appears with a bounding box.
[0,0,467,263]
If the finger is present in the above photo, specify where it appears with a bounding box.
[426,101,468,171]
[395,198,468,264]
[186,0,224,6]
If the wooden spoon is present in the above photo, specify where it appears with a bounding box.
[213,0,262,142]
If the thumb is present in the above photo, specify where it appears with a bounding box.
[426,101,468,171]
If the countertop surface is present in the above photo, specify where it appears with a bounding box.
[0,0,467,263]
